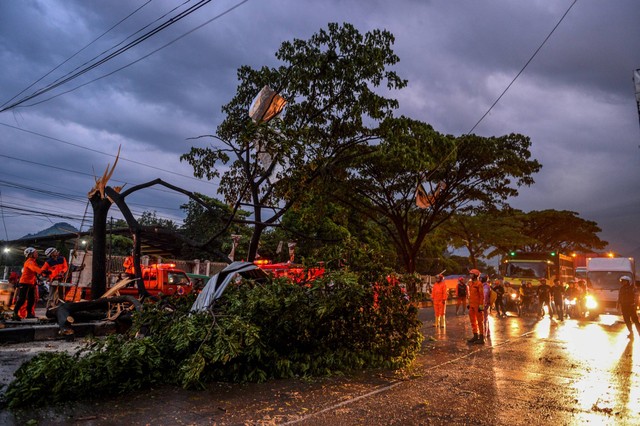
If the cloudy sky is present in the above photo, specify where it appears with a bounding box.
[1,0,639,260]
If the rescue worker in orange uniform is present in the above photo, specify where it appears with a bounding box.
[42,247,73,304]
[123,251,136,280]
[42,247,69,281]
[467,268,485,344]
[12,247,45,321]
[432,274,448,328]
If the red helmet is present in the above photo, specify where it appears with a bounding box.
[436,274,444,282]
[458,277,465,282]
[469,269,481,276]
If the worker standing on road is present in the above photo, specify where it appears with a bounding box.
[467,269,485,344]
[537,278,552,319]
[455,277,468,315]
[617,276,640,339]
[12,247,45,321]
[551,279,565,321]
[491,279,505,318]
[432,274,448,328]
[481,276,494,338]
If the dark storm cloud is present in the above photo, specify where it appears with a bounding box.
[1,0,639,261]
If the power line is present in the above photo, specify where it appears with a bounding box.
[0,0,213,113]
[8,0,251,110]
[466,0,578,135]
[0,191,9,240]
[0,152,210,199]
[0,121,219,187]
[0,177,183,213]
[421,0,578,184]
[0,0,153,109]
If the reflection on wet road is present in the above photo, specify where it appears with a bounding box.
[536,315,640,422]
[410,305,640,426]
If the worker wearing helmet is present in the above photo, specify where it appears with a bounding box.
[432,274,448,328]
[467,269,485,344]
[12,247,45,321]
[617,275,640,339]
[42,247,69,282]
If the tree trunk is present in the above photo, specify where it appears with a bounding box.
[90,194,111,298]
[246,223,266,262]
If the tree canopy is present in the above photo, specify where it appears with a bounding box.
[181,22,407,260]
[331,116,542,272]
[516,209,608,253]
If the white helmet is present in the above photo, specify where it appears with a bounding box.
[620,275,632,283]
[24,247,37,257]
[45,247,58,257]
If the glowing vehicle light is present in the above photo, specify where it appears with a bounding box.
[585,295,598,310]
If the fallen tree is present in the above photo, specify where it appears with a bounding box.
[3,270,423,410]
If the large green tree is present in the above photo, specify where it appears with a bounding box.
[181,23,406,261]
[335,116,542,273]
[439,210,535,268]
[516,209,608,253]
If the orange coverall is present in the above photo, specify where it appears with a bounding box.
[468,279,484,335]
[15,257,45,318]
[431,281,448,316]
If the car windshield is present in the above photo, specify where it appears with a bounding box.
[505,262,547,279]
[587,271,627,290]
[575,268,587,279]
[168,271,190,285]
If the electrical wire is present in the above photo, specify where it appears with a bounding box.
[0,191,9,240]
[8,0,251,110]
[0,177,183,214]
[0,153,209,200]
[420,0,578,185]
[466,0,578,135]
[0,0,214,113]
[0,121,219,187]
[0,181,182,220]
[0,0,153,109]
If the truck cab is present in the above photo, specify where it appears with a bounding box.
[585,257,635,317]
[118,263,193,298]
[501,252,575,289]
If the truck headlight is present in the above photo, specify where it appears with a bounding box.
[585,295,598,310]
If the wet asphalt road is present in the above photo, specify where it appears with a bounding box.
[2,304,639,425]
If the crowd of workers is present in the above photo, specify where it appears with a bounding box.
[430,269,640,344]
[9,246,83,321]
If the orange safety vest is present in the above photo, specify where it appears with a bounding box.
[468,279,483,308]
[43,256,68,280]
[123,256,135,274]
[431,281,448,303]
[20,258,44,285]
